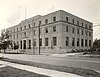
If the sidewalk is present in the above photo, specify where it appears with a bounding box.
[0,60,82,77]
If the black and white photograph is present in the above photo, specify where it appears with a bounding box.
[0,0,100,77]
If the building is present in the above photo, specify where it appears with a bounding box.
[6,10,93,54]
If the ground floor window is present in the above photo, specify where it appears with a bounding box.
[29,39,31,49]
[40,38,42,46]
[20,40,22,49]
[53,37,57,46]
[89,40,91,47]
[66,37,69,46]
[45,38,48,46]
[23,40,26,49]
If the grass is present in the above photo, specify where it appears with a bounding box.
[0,66,49,77]
[0,58,100,77]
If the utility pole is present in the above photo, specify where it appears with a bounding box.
[38,21,41,54]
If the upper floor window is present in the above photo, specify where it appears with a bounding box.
[66,17,68,22]
[82,23,83,27]
[24,25,26,29]
[34,30,36,35]
[85,31,88,36]
[14,29,15,32]
[20,27,22,30]
[33,22,35,26]
[89,25,92,29]
[72,19,74,24]
[66,26,69,32]
[89,32,91,37]
[72,27,75,33]
[17,34,18,38]
[39,21,41,25]
[45,19,48,24]
[45,27,48,33]
[53,26,56,32]
[17,28,18,31]
[85,24,87,28]
[29,24,31,28]
[81,29,84,35]
[77,21,79,25]
[24,32,26,37]
[53,16,56,22]
[77,28,80,34]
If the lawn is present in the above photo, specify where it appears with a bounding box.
[0,66,49,77]
[0,58,100,77]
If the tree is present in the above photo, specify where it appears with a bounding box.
[0,29,12,53]
[13,42,19,53]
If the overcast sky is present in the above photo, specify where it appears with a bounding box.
[0,0,100,40]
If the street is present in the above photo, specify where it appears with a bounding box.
[0,53,100,72]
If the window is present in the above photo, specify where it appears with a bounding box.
[53,16,56,22]
[81,29,84,35]
[77,38,80,46]
[17,34,18,38]
[17,41,19,45]
[45,28,48,33]
[53,26,56,32]
[77,28,80,34]
[20,27,22,30]
[72,19,74,24]
[89,32,91,37]
[45,38,48,46]
[53,37,57,46]
[33,39,36,46]
[85,39,87,47]
[23,40,26,49]
[82,23,83,27]
[89,40,91,47]
[66,37,69,46]
[20,40,22,49]
[45,19,48,24]
[81,39,84,47]
[72,38,75,46]
[33,23,35,26]
[39,21,41,25]
[66,26,68,32]
[24,25,26,29]
[29,24,31,28]
[77,21,79,25]
[66,17,68,22]
[89,25,92,29]
[29,40,31,49]
[24,32,26,37]
[13,34,15,38]
[34,30,36,35]
[39,38,42,46]
[14,29,15,32]
[85,24,87,28]
[17,28,18,31]
[85,31,88,36]
[72,27,75,33]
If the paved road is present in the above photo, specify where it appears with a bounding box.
[0,53,100,72]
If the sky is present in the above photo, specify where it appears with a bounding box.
[0,0,100,40]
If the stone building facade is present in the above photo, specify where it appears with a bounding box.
[6,10,93,54]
